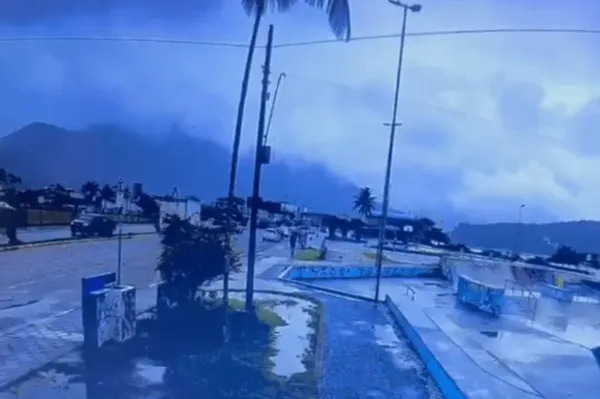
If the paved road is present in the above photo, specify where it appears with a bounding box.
[0,229,278,327]
[0,224,157,246]
[0,229,286,388]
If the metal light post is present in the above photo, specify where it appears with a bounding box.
[116,178,125,285]
[513,204,526,256]
[374,1,421,302]
[264,72,286,144]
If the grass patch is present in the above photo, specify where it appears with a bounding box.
[363,251,400,264]
[229,298,287,328]
[117,293,325,399]
[295,249,322,261]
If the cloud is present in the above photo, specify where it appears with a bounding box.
[1,0,600,224]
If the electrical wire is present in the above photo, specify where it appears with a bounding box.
[0,28,598,49]
[273,28,600,48]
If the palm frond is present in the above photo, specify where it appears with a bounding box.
[304,0,351,41]
[242,0,351,40]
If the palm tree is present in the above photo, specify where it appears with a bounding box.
[227,0,352,198]
[81,181,100,204]
[353,187,376,218]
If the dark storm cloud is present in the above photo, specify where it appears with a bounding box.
[0,0,222,25]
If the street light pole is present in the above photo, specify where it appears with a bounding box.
[116,178,124,285]
[374,1,421,303]
[513,204,526,256]
[264,72,286,145]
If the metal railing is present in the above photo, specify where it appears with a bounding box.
[504,278,539,321]
[404,285,416,301]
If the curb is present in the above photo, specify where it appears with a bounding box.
[277,265,379,302]
[0,232,156,253]
[384,295,467,399]
[278,276,379,303]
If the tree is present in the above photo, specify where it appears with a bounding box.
[228,0,351,199]
[353,187,376,218]
[100,184,116,203]
[157,215,241,312]
[548,244,585,265]
[81,181,100,204]
[0,168,22,186]
[136,192,160,216]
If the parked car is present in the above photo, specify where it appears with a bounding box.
[70,214,117,238]
[262,228,281,242]
[278,226,290,238]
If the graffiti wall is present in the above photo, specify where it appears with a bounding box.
[94,286,136,348]
[456,275,505,316]
[82,272,136,350]
[286,265,439,280]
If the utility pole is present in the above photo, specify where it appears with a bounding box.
[246,24,274,312]
[513,204,526,256]
[374,1,422,303]
[264,72,286,144]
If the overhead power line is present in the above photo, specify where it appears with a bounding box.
[0,36,250,48]
[273,28,600,48]
[0,28,599,49]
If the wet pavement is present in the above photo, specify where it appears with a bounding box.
[0,239,443,398]
[0,231,277,386]
[308,275,600,399]
[316,293,440,399]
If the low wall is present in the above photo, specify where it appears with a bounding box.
[385,296,467,399]
[286,265,439,280]
[456,275,505,316]
[539,283,574,302]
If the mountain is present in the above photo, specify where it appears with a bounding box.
[451,221,600,255]
[0,122,358,213]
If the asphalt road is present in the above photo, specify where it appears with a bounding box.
[0,229,279,331]
[0,224,157,246]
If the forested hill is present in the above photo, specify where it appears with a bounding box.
[451,220,600,255]
[0,122,359,214]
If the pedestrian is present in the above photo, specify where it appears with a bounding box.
[290,228,299,257]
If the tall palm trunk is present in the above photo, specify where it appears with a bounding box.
[227,8,263,198]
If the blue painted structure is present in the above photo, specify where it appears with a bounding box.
[286,265,439,280]
[538,283,575,302]
[456,275,505,316]
[385,296,467,399]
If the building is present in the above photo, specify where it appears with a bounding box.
[365,210,412,227]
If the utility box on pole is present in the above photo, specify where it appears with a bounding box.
[260,145,271,164]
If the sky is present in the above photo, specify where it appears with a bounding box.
[0,0,599,225]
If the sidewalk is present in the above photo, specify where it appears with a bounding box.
[1,251,441,398]
[0,287,157,389]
